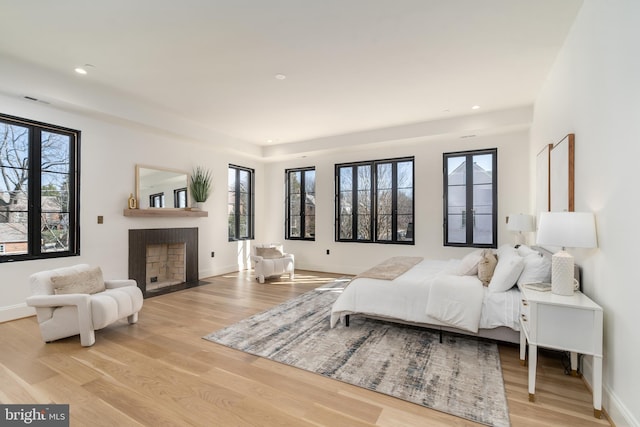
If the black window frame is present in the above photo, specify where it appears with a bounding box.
[443,148,497,248]
[228,164,255,241]
[335,156,414,245]
[0,113,80,263]
[149,192,165,208]
[285,167,316,241]
[174,187,187,208]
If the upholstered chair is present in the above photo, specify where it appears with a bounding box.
[26,264,143,346]
[251,243,295,283]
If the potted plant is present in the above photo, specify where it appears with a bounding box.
[190,166,212,208]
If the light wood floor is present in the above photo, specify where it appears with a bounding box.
[1,270,611,426]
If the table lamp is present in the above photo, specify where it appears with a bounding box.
[507,213,535,245]
[535,212,597,295]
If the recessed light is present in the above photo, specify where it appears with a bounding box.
[74,67,88,75]
[275,74,286,80]
[471,105,480,110]
[266,139,273,143]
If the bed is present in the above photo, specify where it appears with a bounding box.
[330,245,553,344]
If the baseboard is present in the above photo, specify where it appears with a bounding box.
[0,303,35,323]
[583,356,638,427]
[199,264,240,280]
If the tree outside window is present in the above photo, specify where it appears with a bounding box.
[443,149,497,248]
[336,157,414,244]
[0,114,80,262]
[286,167,315,240]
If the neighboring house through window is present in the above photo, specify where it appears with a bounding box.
[336,157,414,244]
[0,113,80,262]
[443,148,497,248]
[286,167,315,240]
[228,164,254,241]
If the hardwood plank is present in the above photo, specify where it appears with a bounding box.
[0,269,612,426]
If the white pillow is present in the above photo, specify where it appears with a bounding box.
[496,244,518,260]
[488,253,524,293]
[456,249,484,276]
[517,254,552,285]
[517,245,539,257]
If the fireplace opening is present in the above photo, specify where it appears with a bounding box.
[146,243,186,292]
[129,227,204,297]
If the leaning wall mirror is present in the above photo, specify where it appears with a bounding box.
[136,165,189,209]
[549,133,575,212]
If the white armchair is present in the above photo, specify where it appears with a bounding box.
[26,264,143,347]
[251,243,295,283]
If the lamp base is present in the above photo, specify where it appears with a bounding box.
[551,251,575,295]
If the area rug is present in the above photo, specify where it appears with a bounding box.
[203,280,510,426]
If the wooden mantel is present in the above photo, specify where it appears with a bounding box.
[123,208,208,218]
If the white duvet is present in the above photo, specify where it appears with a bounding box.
[330,259,521,333]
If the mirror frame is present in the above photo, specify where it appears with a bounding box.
[135,164,190,209]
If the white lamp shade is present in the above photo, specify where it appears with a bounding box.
[507,214,535,232]
[536,212,598,248]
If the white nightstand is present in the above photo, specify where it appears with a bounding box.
[519,284,603,418]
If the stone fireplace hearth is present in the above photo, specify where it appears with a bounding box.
[129,227,200,297]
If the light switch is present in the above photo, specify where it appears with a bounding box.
[97,215,104,224]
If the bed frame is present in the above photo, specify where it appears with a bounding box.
[343,313,521,344]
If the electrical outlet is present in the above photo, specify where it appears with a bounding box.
[326,249,330,255]
[97,215,103,224]
[211,251,215,257]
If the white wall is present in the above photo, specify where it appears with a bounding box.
[0,93,263,322]
[263,130,531,275]
[530,1,639,425]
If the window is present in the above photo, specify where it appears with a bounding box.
[443,148,497,248]
[149,192,165,208]
[336,157,414,244]
[0,113,80,262]
[174,188,187,208]
[286,167,315,240]
[228,164,254,241]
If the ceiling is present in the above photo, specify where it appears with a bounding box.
[0,0,583,151]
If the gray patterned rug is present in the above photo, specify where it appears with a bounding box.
[203,280,510,426]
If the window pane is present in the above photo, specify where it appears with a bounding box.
[340,167,352,189]
[289,216,301,238]
[304,215,315,238]
[357,165,371,190]
[397,161,413,189]
[41,132,70,173]
[377,189,392,214]
[304,170,315,194]
[472,154,493,184]
[447,214,466,243]
[340,214,352,239]
[473,214,493,244]
[289,171,301,194]
[376,214,391,240]
[357,214,371,240]
[41,212,69,252]
[377,163,392,190]
[398,215,413,242]
[239,170,249,191]
[397,188,413,215]
[41,172,70,212]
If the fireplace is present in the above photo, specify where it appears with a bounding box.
[129,227,200,297]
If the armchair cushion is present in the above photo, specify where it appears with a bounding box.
[255,246,284,259]
[51,266,106,295]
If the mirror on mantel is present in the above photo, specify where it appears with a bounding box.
[136,165,189,209]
